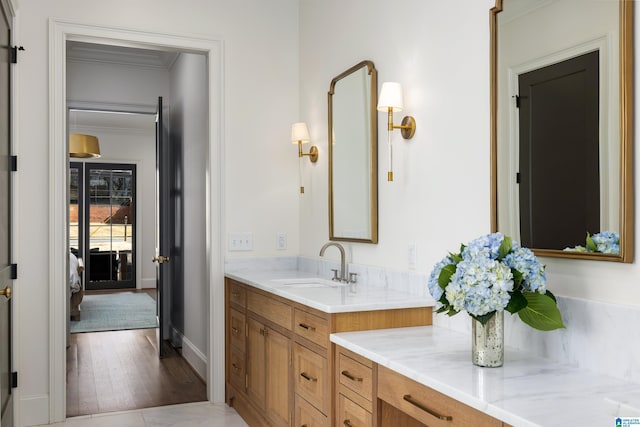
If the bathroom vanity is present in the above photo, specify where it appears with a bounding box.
[224,270,434,427]
[332,326,640,427]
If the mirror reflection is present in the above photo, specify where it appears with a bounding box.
[328,60,378,243]
[491,0,633,261]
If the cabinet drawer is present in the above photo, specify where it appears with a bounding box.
[338,352,373,403]
[228,280,246,308]
[337,394,372,427]
[294,343,329,414]
[228,347,245,392]
[378,365,502,427]
[294,309,329,348]
[248,291,293,330]
[229,308,246,352]
[295,395,329,427]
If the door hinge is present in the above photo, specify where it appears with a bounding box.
[516,172,521,184]
[10,46,24,64]
[10,155,17,172]
[10,264,17,280]
[11,371,17,388]
[245,322,248,338]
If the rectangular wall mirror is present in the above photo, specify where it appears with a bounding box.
[328,60,378,243]
[490,0,633,262]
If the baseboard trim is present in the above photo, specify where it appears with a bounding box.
[141,278,156,289]
[169,327,207,381]
[20,394,49,427]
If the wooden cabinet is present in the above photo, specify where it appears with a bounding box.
[335,347,375,427]
[377,365,503,427]
[225,277,432,427]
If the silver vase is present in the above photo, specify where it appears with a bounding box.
[472,311,504,367]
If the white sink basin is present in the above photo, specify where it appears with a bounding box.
[270,277,347,288]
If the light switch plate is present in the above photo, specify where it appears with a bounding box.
[408,242,417,270]
[276,232,287,250]
[229,232,253,251]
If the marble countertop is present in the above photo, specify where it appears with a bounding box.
[225,269,435,313]
[331,326,640,427]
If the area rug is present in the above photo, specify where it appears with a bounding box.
[70,292,158,333]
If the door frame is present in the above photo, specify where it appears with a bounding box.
[48,20,225,423]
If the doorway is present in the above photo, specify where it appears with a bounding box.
[49,21,225,424]
[517,50,600,249]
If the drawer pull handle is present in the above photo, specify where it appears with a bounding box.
[231,327,239,335]
[300,372,318,382]
[341,370,363,382]
[343,420,353,427]
[231,292,241,297]
[298,322,316,332]
[403,394,453,421]
[260,328,268,336]
[231,363,241,372]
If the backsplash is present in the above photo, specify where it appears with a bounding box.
[225,256,640,384]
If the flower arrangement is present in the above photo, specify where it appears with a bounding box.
[428,233,564,331]
[564,231,620,255]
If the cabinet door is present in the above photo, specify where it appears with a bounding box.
[247,317,266,409]
[266,327,291,427]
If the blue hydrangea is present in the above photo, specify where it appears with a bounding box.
[503,247,546,293]
[462,232,514,260]
[591,231,620,254]
[446,252,513,316]
[427,255,455,302]
[427,233,549,319]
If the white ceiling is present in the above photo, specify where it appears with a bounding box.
[67,41,171,131]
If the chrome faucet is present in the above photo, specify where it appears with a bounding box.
[319,242,357,284]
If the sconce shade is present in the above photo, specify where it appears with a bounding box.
[291,122,310,144]
[69,133,101,158]
[377,82,404,112]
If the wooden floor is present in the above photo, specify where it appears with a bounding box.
[67,290,207,417]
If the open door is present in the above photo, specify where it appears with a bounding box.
[0,1,13,425]
[154,96,170,357]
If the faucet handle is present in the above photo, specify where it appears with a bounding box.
[349,272,358,283]
[330,269,340,281]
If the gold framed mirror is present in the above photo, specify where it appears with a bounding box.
[328,60,378,243]
[490,0,633,262]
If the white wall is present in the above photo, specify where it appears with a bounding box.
[15,1,299,425]
[299,0,493,271]
[298,0,640,308]
[168,52,208,378]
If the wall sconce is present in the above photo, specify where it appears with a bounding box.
[69,133,101,158]
[291,122,318,194]
[376,82,416,181]
[291,122,318,163]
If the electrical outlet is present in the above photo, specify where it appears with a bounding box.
[276,232,287,250]
[408,242,417,270]
[229,232,253,251]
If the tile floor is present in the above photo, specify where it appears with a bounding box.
[48,402,248,427]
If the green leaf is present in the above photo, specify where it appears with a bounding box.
[517,292,565,331]
[545,290,557,303]
[586,232,597,252]
[438,264,456,290]
[471,311,496,326]
[498,235,512,260]
[449,252,463,263]
[505,290,528,313]
[511,268,523,290]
